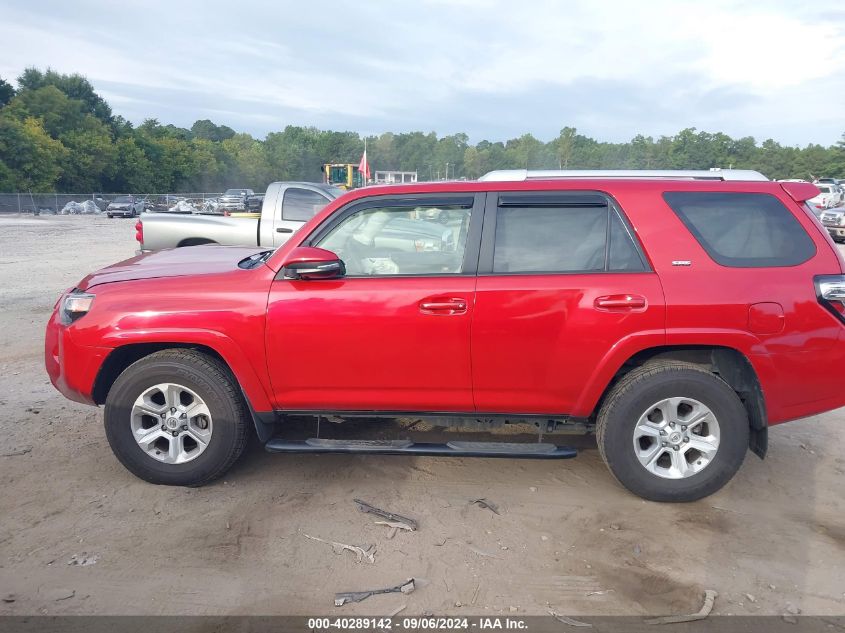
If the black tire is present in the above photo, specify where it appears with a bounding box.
[106,214,113,219]
[596,360,749,502]
[104,349,249,486]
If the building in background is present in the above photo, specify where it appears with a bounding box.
[374,170,418,185]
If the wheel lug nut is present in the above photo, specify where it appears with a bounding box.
[180,412,187,419]
[161,424,166,431]
[171,407,176,413]
[681,425,687,431]
[181,425,188,431]
[661,442,667,447]
[673,445,679,451]
[171,430,178,437]
[659,429,667,436]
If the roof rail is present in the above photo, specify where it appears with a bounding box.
[478,169,769,182]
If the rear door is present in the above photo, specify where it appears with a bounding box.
[471,191,666,414]
[273,187,332,245]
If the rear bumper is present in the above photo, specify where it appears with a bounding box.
[45,309,111,405]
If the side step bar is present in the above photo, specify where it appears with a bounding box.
[264,438,577,459]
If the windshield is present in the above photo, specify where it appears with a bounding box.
[818,186,832,193]
[224,189,248,196]
[113,195,132,203]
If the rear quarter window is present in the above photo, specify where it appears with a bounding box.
[663,192,816,268]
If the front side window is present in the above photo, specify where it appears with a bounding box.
[492,197,646,273]
[316,204,472,275]
[663,191,816,268]
[282,188,330,222]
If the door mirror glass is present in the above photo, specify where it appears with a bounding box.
[281,247,345,280]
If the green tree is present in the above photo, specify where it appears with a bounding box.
[0,77,14,107]
[0,115,67,190]
[17,67,112,124]
[191,119,236,142]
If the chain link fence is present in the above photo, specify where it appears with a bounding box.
[0,193,224,215]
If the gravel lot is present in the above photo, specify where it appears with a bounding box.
[0,214,844,616]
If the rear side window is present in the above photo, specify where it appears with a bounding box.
[663,192,816,268]
[492,195,647,273]
[282,188,330,222]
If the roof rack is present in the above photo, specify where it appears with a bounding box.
[478,169,769,182]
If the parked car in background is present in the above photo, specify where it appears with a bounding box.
[809,185,839,210]
[47,170,845,503]
[818,207,845,241]
[106,195,146,218]
[216,188,256,213]
[136,182,343,250]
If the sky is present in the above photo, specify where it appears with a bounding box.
[1,0,843,146]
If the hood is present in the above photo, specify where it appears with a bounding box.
[77,245,265,290]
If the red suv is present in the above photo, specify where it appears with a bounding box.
[46,170,845,502]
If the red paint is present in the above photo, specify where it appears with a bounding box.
[748,302,785,335]
[46,178,845,429]
[779,181,820,203]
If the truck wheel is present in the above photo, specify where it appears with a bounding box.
[596,360,748,502]
[104,349,249,486]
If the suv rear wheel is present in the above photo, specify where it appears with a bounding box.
[104,349,248,486]
[597,360,749,502]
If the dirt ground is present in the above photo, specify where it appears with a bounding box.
[0,213,843,617]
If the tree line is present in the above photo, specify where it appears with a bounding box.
[0,68,843,193]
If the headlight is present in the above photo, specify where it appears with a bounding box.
[60,290,95,324]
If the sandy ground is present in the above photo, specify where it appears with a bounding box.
[0,214,843,617]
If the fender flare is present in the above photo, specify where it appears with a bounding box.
[98,328,274,413]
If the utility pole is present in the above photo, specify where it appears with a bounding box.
[445,162,450,180]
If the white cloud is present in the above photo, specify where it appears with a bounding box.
[0,0,842,144]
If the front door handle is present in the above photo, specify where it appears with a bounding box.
[594,294,647,311]
[419,297,468,315]
[276,227,293,233]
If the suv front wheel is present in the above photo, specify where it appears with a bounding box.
[104,349,249,486]
[597,360,749,502]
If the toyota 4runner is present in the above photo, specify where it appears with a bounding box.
[46,169,845,502]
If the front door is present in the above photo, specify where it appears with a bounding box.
[266,193,484,412]
[471,191,666,414]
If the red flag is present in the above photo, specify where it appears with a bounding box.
[357,150,371,182]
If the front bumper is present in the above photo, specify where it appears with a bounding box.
[45,308,111,405]
[824,226,845,239]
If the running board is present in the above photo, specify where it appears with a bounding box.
[264,438,577,459]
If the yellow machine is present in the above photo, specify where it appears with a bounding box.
[322,163,364,189]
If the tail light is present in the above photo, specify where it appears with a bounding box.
[135,220,143,244]
[223,210,230,216]
[816,275,845,323]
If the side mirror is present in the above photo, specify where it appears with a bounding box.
[281,246,345,280]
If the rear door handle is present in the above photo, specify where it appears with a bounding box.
[419,297,468,315]
[594,294,647,311]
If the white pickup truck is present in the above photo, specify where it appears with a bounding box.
[136,182,344,251]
